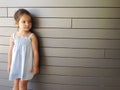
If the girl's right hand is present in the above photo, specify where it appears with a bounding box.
[7,66,10,74]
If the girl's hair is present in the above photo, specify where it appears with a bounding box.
[14,9,32,23]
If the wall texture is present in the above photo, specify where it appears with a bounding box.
[0,0,120,90]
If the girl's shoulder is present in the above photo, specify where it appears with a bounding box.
[11,31,18,37]
[28,32,34,39]
[30,33,38,41]
[11,32,16,38]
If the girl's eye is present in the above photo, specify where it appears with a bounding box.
[20,21,25,23]
[22,21,26,23]
[22,21,31,24]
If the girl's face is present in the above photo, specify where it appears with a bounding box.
[17,14,32,32]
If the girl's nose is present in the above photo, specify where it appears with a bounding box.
[25,22,29,26]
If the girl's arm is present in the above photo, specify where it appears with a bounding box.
[31,34,39,74]
[8,36,14,73]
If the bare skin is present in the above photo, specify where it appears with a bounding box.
[13,79,28,90]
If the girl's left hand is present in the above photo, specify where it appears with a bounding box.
[31,66,39,74]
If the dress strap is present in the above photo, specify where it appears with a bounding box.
[11,33,15,42]
[12,33,15,39]
[28,33,33,39]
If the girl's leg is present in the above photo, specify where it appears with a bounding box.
[13,78,20,90]
[19,80,28,90]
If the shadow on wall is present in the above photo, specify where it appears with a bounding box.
[31,8,44,68]
[28,9,45,90]
[31,14,43,66]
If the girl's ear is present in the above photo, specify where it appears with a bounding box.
[15,21,17,25]
[15,22,19,26]
[16,21,18,24]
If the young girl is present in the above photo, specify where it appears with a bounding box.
[8,9,39,90]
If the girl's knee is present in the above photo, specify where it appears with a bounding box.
[14,79,20,86]
[13,79,20,90]
[19,80,28,88]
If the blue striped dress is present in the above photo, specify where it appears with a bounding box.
[9,33,34,80]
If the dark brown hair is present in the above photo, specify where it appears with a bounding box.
[14,9,32,24]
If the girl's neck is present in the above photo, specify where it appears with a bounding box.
[18,30,30,35]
